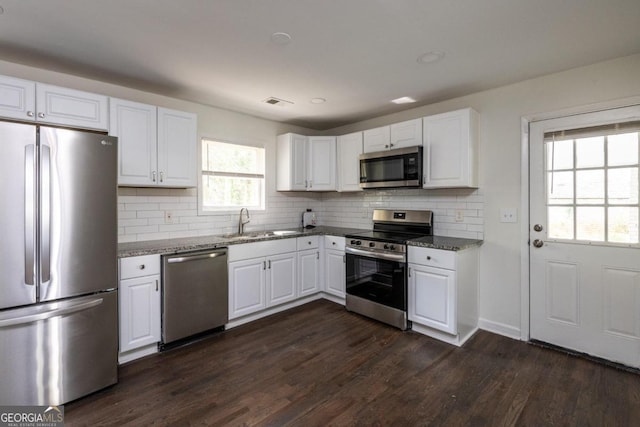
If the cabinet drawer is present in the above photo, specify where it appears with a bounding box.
[408,247,456,270]
[228,238,297,262]
[120,254,161,279]
[324,235,345,251]
[297,235,319,250]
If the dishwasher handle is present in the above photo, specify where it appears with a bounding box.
[166,249,227,264]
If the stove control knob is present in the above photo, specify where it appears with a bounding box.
[384,244,390,250]
[369,242,375,247]
[350,239,357,245]
[356,240,362,246]
[389,245,396,251]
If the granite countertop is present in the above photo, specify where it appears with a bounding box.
[117,226,366,257]
[407,235,483,251]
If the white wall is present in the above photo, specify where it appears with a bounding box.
[0,60,322,242]
[325,53,640,337]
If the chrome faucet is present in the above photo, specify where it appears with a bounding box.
[238,207,250,235]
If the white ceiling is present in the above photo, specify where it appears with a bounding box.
[1,0,639,130]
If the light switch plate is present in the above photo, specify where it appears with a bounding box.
[500,208,517,223]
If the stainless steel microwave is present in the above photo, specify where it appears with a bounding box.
[359,146,423,189]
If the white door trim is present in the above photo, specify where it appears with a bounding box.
[519,94,640,342]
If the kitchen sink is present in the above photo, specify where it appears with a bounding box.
[223,230,299,240]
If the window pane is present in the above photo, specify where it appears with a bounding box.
[548,206,574,239]
[546,139,573,170]
[576,207,604,241]
[202,140,265,174]
[608,207,639,244]
[608,132,638,167]
[547,171,573,204]
[608,168,639,205]
[576,169,604,205]
[202,176,263,209]
[576,136,604,168]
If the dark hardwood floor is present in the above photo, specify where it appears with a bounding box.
[66,300,639,426]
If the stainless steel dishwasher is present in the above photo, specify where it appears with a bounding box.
[161,248,228,347]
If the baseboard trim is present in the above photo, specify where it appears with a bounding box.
[478,318,521,340]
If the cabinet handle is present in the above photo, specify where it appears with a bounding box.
[316,252,319,260]
[160,171,164,182]
[27,111,35,117]
[155,279,158,291]
[38,112,45,119]
[308,241,312,245]
[268,260,271,269]
[152,171,157,182]
[427,256,432,260]
[390,143,394,147]
[309,180,313,188]
[332,242,336,246]
[138,264,145,270]
[263,261,266,270]
[305,180,308,188]
[384,144,389,148]
[408,267,412,277]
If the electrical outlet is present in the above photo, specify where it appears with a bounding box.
[165,211,174,224]
[500,208,517,223]
[455,210,464,222]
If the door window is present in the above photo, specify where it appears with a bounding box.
[545,125,640,245]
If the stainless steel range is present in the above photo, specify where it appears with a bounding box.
[345,209,433,330]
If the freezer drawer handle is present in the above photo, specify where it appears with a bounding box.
[166,251,227,264]
[0,298,103,328]
[24,145,35,285]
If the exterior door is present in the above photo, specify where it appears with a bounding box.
[529,105,640,368]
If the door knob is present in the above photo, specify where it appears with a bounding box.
[533,224,543,232]
[532,239,544,248]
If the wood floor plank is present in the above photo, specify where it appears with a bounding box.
[65,300,639,426]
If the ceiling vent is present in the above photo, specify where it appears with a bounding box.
[262,97,294,106]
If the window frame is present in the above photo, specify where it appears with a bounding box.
[198,137,266,215]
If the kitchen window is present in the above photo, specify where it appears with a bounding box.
[201,139,265,211]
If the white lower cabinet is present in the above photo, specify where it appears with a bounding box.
[298,249,320,297]
[228,238,298,320]
[118,254,161,363]
[324,236,346,300]
[408,245,479,346]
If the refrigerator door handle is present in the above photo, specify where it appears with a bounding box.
[0,297,103,328]
[41,144,51,283]
[24,145,35,286]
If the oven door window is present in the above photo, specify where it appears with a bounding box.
[346,254,406,310]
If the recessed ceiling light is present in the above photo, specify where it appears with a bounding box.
[391,97,417,104]
[270,32,292,45]
[310,98,326,104]
[417,50,445,64]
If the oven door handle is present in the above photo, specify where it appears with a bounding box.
[345,246,406,262]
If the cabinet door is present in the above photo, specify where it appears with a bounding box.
[298,249,320,297]
[291,134,308,190]
[0,75,36,121]
[408,264,456,334]
[157,107,197,187]
[308,136,336,191]
[422,108,478,188]
[36,83,108,130]
[110,99,158,186]
[229,258,266,319]
[363,126,390,153]
[267,253,297,305]
[391,118,422,149]
[119,274,161,352]
[337,132,363,192]
[325,249,345,298]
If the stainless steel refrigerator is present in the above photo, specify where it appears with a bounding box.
[0,121,118,405]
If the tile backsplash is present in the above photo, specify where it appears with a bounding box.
[118,187,483,243]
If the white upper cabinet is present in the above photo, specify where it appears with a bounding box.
[110,100,197,188]
[390,118,422,149]
[157,107,197,187]
[277,133,336,191]
[422,108,478,189]
[363,126,390,153]
[110,99,157,186]
[0,75,108,130]
[307,136,336,191]
[0,75,36,121]
[337,132,363,192]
